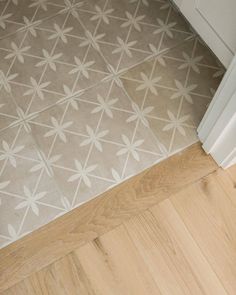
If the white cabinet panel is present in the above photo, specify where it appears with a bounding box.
[172,0,236,67]
[197,0,236,53]
[198,55,236,168]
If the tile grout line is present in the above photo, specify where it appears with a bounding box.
[119,3,174,167]
[168,37,198,153]
[0,33,197,136]
[43,0,111,209]
[11,8,78,236]
[0,1,84,41]
[0,0,225,248]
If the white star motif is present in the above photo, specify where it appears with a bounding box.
[112,37,137,57]
[15,186,47,216]
[36,49,62,71]
[121,12,145,32]
[0,70,18,93]
[117,135,144,161]
[5,42,30,63]
[23,77,51,100]
[80,125,109,152]
[91,94,118,118]
[0,13,12,29]
[30,151,61,177]
[69,57,95,78]
[61,85,79,109]
[171,80,197,104]
[136,72,162,95]
[67,160,97,187]
[80,31,105,51]
[149,44,167,66]
[90,5,114,24]
[163,110,189,136]
[102,64,123,86]
[44,117,73,142]
[11,107,37,133]
[0,140,24,167]
[48,24,73,43]
[154,18,176,38]
[59,0,83,18]
[127,102,153,127]
[178,52,203,73]
[23,17,40,37]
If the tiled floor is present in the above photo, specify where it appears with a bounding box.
[0,0,225,248]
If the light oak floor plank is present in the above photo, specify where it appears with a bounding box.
[171,172,236,295]
[214,168,236,207]
[74,225,162,295]
[2,165,236,295]
[227,164,236,183]
[149,200,227,295]
[124,210,205,295]
[0,143,217,292]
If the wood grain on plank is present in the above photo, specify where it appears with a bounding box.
[0,143,217,292]
[124,201,228,295]
[171,173,236,295]
[227,164,236,183]
[3,164,236,295]
[74,225,161,295]
[150,200,227,294]
[215,167,236,206]
[3,225,162,295]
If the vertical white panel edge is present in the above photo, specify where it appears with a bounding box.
[198,56,236,169]
[170,0,236,168]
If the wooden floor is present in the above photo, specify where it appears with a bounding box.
[1,144,236,294]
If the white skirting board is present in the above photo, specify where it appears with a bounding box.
[172,0,236,168]
[198,56,236,169]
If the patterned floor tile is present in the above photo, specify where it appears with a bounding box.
[75,0,194,72]
[121,37,225,154]
[0,124,65,248]
[28,80,165,207]
[0,85,19,131]
[0,0,80,39]
[0,0,226,249]
[0,7,109,116]
[0,0,36,38]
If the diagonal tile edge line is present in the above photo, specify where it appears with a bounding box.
[0,83,23,133]
[0,36,197,137]
[70,0,197,80]
[118,34,197,79]
[0,74,112,136]
[1,16,197,135]
[119,80,169,156]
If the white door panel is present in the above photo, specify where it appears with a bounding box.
[198,55,236,169]
[197,0,236,53]
[172,0,236,67]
